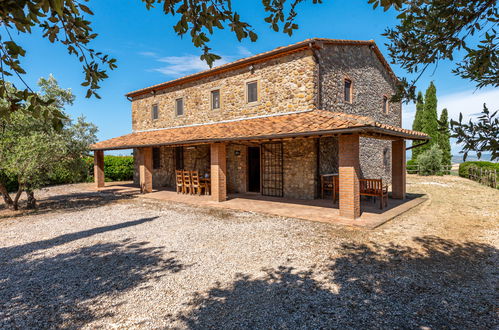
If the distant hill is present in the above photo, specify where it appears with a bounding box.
[452,154,496,164]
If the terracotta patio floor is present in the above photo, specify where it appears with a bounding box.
[92,182,426,229]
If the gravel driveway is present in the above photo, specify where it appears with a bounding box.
[0,176,497,329]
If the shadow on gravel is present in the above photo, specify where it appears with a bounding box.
[0,190,138,219]
[0,218,186,328]
[176,236,497,329]
[0,217,158,260]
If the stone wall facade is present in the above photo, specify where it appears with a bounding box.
[131,43,402,194]
[317,44,401,184]
[283,139,317,199]
[226,144,248,194]
[131,51,317,132]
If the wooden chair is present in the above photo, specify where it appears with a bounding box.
[190,171,208,195]
[182,170,192,194]
[332,175,339,203]
[321,175,334,199]
[175,170,184,193]
[359,178,388,209]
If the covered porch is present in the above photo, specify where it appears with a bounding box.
[91,110,428,221]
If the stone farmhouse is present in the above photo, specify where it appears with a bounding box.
[91,38,428,220]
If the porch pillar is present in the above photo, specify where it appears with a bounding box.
[392,139,406,199]
[210,143,227,202]
[94,150,105,188]
[138,147,153,194]
[338,134,361,219]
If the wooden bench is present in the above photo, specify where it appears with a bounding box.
[359,178,388,209]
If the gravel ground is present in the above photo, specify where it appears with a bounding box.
[0,176,497,329]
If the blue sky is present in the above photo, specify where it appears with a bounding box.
[13,0,499,156]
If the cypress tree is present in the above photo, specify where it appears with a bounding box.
[420,82,439,154]
[438,108,452,167]
[411,91,425,160]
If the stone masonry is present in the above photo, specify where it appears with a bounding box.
[132,42,402,198]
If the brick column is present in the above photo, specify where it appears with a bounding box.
[94,150,105,188]
[210,143,227,202]
[138,147,153,194]
[392,139,406,199]
[338,134,361,219]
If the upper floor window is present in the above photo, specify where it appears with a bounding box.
[153,147,161,169]
[247,81,258,103]
[383,95,389,114]
[175,98,184,116]
[151,104,159,120]
[344,79,352,103]
[211,89,220,110]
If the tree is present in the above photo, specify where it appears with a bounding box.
[378,0,498,101]
[420,82,439,154]
[0,76,97,210]
[417,144,443,176]
[1,0,497,113]
[450,104,498,161]
[411,91,425,160]
[437,108,452,168]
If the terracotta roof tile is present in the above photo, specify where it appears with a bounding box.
[91,110,428,151]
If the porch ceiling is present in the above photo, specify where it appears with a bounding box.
[90,109,429,151]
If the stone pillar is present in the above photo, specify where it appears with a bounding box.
[94,150,105,188]
[138,147,153,194]
[338,134,361,219]
[210,143,227,202]
[392,139,406,199]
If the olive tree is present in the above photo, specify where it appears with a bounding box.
[0,76,97,210]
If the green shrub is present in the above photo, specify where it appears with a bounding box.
[406,159,418,174]
[459,161,499,178]
[85,155,134,182]
[417,145,443,176]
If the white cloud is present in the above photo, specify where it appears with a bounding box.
[138,51,158,58]
[153,55,231,77]
[237,46,253,57]
[142,46,254,78]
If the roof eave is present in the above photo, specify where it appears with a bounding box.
[90,126,428,151]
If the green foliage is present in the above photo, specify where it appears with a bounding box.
[0,76,97,208]
[103,156,134,181]
[85,156,134,182]
[451,104,498,161]
[458,161,499,178]
[417,145,443,176]
[437,108,452,166]
[0,0,117,119]
[421,82,439,152]
[375,0,498,102]
[411,91,425,160]
[406,158,418,174]
[2,0,497,108]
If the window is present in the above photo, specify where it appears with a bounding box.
[152,104,159,120]
[383,95,389,114]
[344,79,352,103]
[175,98,184,116]
[211,89,220,110]
[247,81,258,103]
[153,147,161,169]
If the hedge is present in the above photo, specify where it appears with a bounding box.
[1,155,134,192]
[98,155,134,181]
[458,161,499,178]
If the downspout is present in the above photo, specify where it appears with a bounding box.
[405,139,430,151]
[309,41,322,109]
